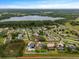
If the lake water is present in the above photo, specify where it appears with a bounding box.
[0,15,65,22]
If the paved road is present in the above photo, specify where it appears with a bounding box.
[1,57,79,59]
[17,57,79,59]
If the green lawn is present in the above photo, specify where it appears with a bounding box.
[23,53,79,57]
[76,17,79,21]
[0,37,4,44]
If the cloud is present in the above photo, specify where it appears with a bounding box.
[0,1,79,9]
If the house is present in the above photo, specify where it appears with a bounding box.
[35,38,39,42]
[47,43,55,50]
[0,28,3,32]
[36,42,42,49]
[57,42,64,51]
[47,36,55,42]
[36,42,47,49]
[4,34,12,44]
[67,44,77,52]
[33,33,39,37]
[17,33,24,40]
[35,36,46,42]
[27,41,36,51]
[57,42,64,47]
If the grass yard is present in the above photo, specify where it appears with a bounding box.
[23,53,79,57]
[0,37,4,44]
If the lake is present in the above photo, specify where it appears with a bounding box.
[0,15,65,22]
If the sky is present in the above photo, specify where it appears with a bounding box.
[0,0,79,9]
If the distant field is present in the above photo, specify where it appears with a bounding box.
[76,17,79,21]
[65,17,79,30]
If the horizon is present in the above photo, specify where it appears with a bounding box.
[0,0,79,9]
[0,8,79,10]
